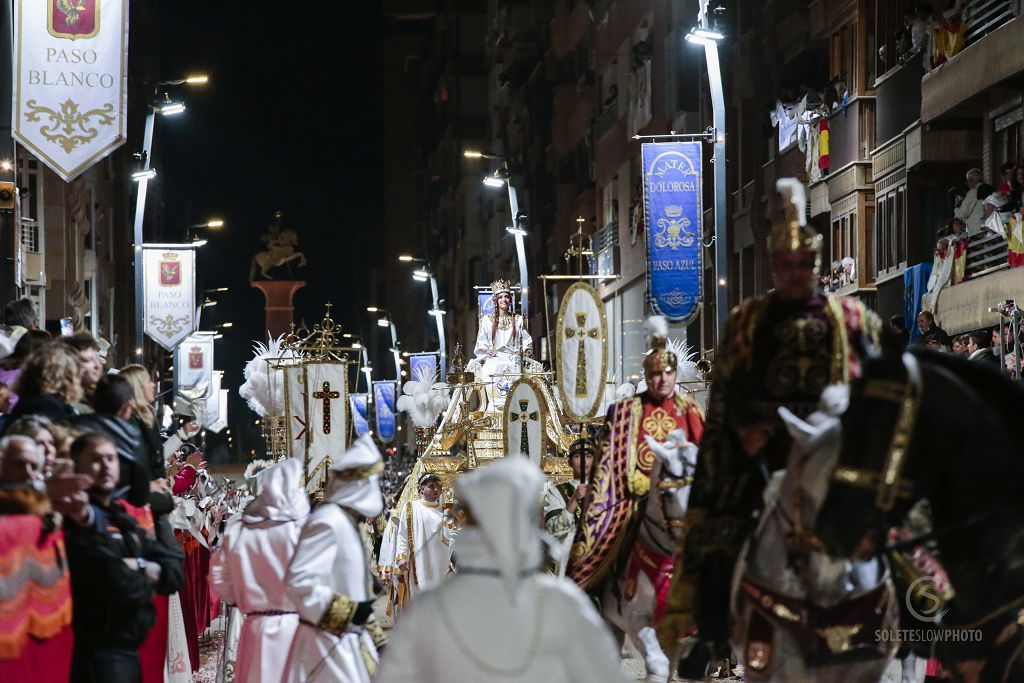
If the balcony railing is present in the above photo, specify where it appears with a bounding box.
[593,103,618,140]
[967,230,1009,277]
[965,0,1016,46]
[594,218,619,252]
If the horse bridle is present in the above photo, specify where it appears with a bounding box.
[831,352,922,513]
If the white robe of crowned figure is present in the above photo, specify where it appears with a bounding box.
[468,312,534,410]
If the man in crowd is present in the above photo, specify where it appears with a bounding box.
[968,330,999,366]
[64,432,184,683]
[284,434,387,682]
[664,178,880,663]
[917,310,951,348]
[0,435,44,485]
[3,297,39,331]
[74,375,151,507]
[393,472,452,610]
[889,314,910,348]
[212,458,310,683]
[378,457,627,683]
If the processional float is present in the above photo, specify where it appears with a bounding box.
[241,305,364,498]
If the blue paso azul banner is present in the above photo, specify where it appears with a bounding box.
[642,141,703,323]
[373,381,397,443]
[350,393,369,438]
[409,353,438,383]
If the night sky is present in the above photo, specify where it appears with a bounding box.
[156,2,385,459]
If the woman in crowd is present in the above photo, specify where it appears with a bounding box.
[8,343,83,424]
[0,329,52,413]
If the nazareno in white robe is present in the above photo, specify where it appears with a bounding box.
[394,498,451,599]
[284,460,383,683]
[378,458,626,683]
[210,458,310,683]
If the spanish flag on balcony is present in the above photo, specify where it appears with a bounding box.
[818,117,830,173]
[1009,216,1024,268]
[951,235,968,284]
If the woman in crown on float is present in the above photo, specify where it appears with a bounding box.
[468,278,533,410]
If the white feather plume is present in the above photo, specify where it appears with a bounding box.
[643,315,670,349]
[238,333,293,417]
[396,367,450,427]
[667,337,702,382]
[775,177,807,227]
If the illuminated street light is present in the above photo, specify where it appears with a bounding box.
[398,254,415,262]
[158,101,186,116]
[482,175,505,188]
[366,306,380,313]
[412,273,428,282]
[377,318,390,328]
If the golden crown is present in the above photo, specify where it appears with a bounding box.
[664,205,683,218]
[490,279,513,298]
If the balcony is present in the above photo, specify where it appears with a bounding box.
[936,262,1024,334]
[922,11,1024,122]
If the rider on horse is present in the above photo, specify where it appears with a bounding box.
[660,178,881,658]
[568,315,705,631]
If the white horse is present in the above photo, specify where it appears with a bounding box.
[731,387,907,682]
[599,429,698,683]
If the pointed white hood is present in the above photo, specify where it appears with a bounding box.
[324,434,384,518]
[455,456,545,601]
[242,458,310,524]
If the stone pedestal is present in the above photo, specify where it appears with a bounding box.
[251,280,305,338]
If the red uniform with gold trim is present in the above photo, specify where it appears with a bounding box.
[567,391,704,591]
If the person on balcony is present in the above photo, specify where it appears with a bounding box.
[954,168,987,234]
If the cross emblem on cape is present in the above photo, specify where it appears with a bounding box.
[515,399,539,456]
[565,311,600,397]
[312,381,341,434]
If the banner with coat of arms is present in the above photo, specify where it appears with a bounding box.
[173,332,214,419]
[373,381,397,444]
[642,142,703,323]
[143,246,197,351]
[13,0,129,181]
[350,393,369,438]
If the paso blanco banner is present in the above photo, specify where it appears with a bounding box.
[13,0,129,181]
[173,331,214,419]
[143,246,196,351]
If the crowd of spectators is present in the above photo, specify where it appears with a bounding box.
[899,309,1023,378]
[0,297,214,682]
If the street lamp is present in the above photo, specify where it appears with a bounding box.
[465,150,530,324]
[397,255,448,378]
[132,74,210,357]
[366,308,401,381]
[685,7,729,345]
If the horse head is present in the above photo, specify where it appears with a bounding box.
[815,347,1023,562]
[643,429,697,522]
